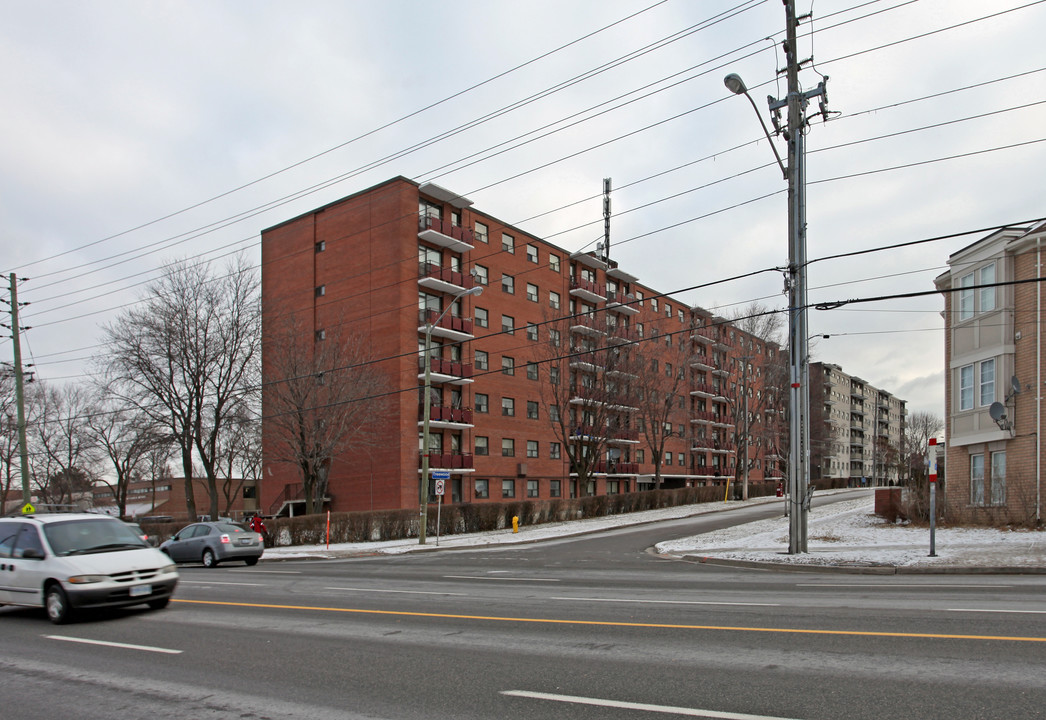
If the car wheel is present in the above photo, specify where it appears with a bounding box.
[147,597,171,610]
[46,584,73,625]
[202,548,218,568]
[244,557,259,566]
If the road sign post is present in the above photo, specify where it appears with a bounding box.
[433,474,447,546]
[928,438,938,557]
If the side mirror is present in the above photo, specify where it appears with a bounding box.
[21,548,45,560]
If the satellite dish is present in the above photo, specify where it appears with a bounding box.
[1011,376,1022,395]
[989,402,1007,422]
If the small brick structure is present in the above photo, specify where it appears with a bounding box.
[874,487,905,522]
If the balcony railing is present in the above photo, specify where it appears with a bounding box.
[420,308,474,336]
[422,405,474,424]
[569,276,607,300]
[420,453,475,470]
[418,215,475,249]
[418,262,475,290]
[593,461,639,475]
[419,356,474,379]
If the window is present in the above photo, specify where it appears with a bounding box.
[665,453,673,466]
[637,323,644,338]
[526,283,539,302]
[527,400,539,419]
[502,439,515,458]
[550,480,562,497]
[651,298,658,312]
[475,221,489,244]
[315,241,326,253]
[678,453,686,466]
[980,358,995,407]
[991,450,1006,505]
[475,307,488,328]
[474,264,489,285]
[958,272,974,321]
[636,449,645,464]
[550,291,561,309]
[526,362,539,380]
[550,442,561,460]
[527,244,538,263]
[502,315,514,334]
[550,404,560,422]
[636,291,644,306]
[502,397,515,416]
[527,441,539,459]
[475,350,488,370]
[980,263,996,312]
[549,329,560,347]
[501,274,514,294]
[549,253,560,272]
[970,453,985,505]
[607,480,619,494]
[502,356,515,375]
[550,367,560,385]
[475,394,489,413]
[665,302,671,317]
[678,309,685,323]
[665,362,672,377]
[315,284,326,297]
[526,323,538,341]
[475,479,489,499]
[475,436,489,456]
[502,233,514,253]
[315,329,326,341]
[959,365,974,411]
[502,479,515,497]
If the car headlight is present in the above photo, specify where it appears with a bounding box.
[67,575,107,584]
[160,564,177,575]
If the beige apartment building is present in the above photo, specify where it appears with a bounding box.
[935,221,1046,525]
[809,362,907,487]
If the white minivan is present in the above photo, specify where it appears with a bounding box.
[0,513,179,624]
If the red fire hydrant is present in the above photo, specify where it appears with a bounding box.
[776,482,784,498]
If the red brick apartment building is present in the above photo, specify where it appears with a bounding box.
[936,221,1046,525]
[260,177,785,516]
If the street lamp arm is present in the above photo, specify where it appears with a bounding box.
[724,73,787,180]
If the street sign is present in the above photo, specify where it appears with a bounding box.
[434,479,446,496]
[431,470,450,480]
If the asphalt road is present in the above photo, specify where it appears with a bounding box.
[3,493,1045,720]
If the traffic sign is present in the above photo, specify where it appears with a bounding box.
[431,470,450,480]
[434,479,446,496]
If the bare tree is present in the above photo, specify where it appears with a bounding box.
[85,391,165,518]
[905,411,944,483]
[265,316,391,515]
[214,402,260,516]
[0,374,19,510]
[31,382,100,507]
[728,301,785,347]
[102,256,261,520]
[630,325,688,488]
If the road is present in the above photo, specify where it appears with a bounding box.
[3,493,1045,720]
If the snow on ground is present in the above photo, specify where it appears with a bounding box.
[657,496,1046,568]
[263,490,1045,569]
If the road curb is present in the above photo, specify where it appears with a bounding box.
[683,554,1046,575]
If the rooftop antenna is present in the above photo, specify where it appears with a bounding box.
[602,177,611,263]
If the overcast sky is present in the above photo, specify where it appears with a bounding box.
[2,0,1044,420]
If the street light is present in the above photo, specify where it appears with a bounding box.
[724,61,824,553]
[420,284,483,544]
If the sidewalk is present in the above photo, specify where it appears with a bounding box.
[263,490,1046,574]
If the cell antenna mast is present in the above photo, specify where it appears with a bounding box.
[603,177,612,263]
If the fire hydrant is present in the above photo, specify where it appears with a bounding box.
[512,515,519,533]
[776,482,784,498]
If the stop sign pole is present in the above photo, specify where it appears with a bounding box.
[928,438,938,557]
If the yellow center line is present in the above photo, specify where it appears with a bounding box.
[171,599,1046,643]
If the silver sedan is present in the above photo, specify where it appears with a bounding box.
[159,522,264,568]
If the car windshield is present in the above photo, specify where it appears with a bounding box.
[216,523,247,533]
[44,518,149,556]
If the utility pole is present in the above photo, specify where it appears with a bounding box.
[7,274,32,504]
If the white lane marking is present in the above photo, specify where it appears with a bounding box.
[444,575,560,582]
[178,580,267,587]
[798,583,1013,588]
[326,587,468,596]
[550,596,779,607]
[501,690,803,719]
[45,635,182,655]
[230,570,301,574]
[947,608,1046,615]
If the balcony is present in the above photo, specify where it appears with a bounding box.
[690,410,716,425]
[568,350,605,372]
[607,427,640,443]
[419,453,475,472]
[569,276,607,303]
[593,461,639,475]
[691,438,735,454]
[690,354,715,371]
[691,328,716,345]
[418,308,475,342]
[569,314,607,337]
[606,324,639,345]
[417,262,475,295]
[419,405,474,429]
[418,215,475,253]
[690,382,727,401]
[418,356,474,385]
[606,290,639,315]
